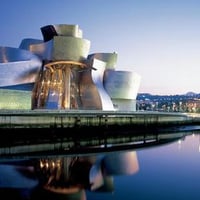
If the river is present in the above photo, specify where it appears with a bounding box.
[0,126,200,200]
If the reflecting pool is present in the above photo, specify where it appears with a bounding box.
[0,128,200,200]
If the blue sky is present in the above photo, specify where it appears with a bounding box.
[1,0,200,95]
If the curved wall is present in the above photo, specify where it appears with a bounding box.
[19,38,53,61]
[52,36,90,62]
[0,47,42,87]
[104,69,141,100]
[88,52,118,70]
[103,69,141,111]
[90,58,114,111]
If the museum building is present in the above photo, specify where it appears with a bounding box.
[0,24,141,111]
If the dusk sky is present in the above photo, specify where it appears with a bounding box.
[1,0,200,95]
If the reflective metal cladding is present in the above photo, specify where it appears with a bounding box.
[0,24,141,111]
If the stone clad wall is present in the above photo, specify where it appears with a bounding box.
[0,110,195,129]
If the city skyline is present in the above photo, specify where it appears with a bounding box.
[1,0,200,95]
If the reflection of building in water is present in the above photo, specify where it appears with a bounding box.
[0,24,141,111]
[89,151,139,192]
[101,151,139,175]
[0,151,139,199]
[36,151,139,193]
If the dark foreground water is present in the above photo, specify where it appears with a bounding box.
[1,128,200,200]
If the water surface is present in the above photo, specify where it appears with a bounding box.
[0,129,200,200]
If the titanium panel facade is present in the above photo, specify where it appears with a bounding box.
[88,52,118,70]
[90,58,114,111]
[103,69,141,111]
[52,36,90,62]
[0,47,42,87]
[104,70,141,99]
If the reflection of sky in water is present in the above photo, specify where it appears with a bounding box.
[87,134,200,200]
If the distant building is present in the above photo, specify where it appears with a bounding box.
[0,24,141,111]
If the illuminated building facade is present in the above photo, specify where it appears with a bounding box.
[0,24,141,111]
